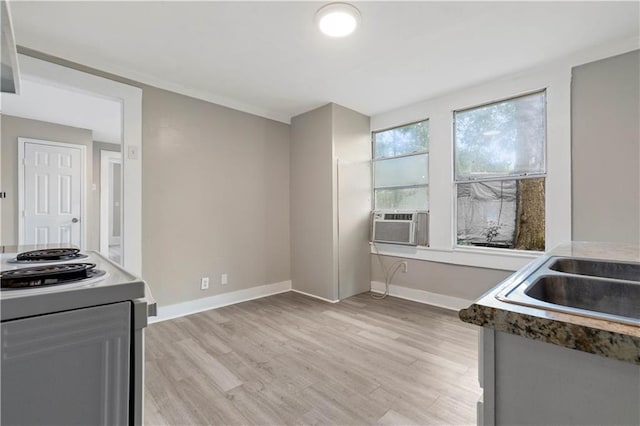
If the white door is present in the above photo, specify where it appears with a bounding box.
[20,140,83,247]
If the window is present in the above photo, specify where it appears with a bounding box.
[372,120,429,210]
[454,91,546,251]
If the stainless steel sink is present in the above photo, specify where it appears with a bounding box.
[497,256,640,326]
[548,258,640,282]
[525,275,640,319]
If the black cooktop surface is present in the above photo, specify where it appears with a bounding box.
[13,248,87,263]
[1,263,106,289]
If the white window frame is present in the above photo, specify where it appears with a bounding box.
[370,65,572,271]
[453,90,547,252]
[372,119,429,211]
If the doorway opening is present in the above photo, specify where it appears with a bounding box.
[2,54,142,273]
[100,150,122,263]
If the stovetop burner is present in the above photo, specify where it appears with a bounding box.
[1,263,106,290]
[9,248,88,264]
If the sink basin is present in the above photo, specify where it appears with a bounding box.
[496,256,640,325]
[525,275,640,319]
[548,258,640,282]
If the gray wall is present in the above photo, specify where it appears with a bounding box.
[1,115,98,249]
[572,50,640,244]
[371,255,511,301]
[142,86,291,306]
[15,49,292,309]
[290,104,336,300]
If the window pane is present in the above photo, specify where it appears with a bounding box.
[373,120,428,159]
[374,154,428,188]
[375,186,428,210]
[455,92,546,180]
[456,178,545,251]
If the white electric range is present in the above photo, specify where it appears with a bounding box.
[0,245,153,426]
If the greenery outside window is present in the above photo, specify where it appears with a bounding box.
[454,91,546,251]
[373,120,429,210]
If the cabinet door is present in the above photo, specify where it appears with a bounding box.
[1,302,131,426]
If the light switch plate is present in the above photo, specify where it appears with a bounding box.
[127,146,139,160]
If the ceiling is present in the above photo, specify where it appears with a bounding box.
[9,1,640,123]
[2,74,123,144]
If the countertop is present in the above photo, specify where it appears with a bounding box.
[459,241,640,365]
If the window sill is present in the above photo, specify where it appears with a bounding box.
[369,242,542,271]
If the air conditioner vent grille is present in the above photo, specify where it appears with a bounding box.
[384,213,413,221]
[375,222,412,243]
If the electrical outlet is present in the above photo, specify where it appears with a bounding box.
[401,261,408,273]
[200,277,210,290]
[221,273,228,285]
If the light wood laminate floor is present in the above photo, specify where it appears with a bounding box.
[144,292,481,425]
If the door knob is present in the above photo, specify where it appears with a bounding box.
[72,218,79,223]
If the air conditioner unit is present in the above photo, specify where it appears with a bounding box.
[371,210,429,246]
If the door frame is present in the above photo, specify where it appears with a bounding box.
[18,137,87,249]
[18,54,143,275]
[100,150,122,256]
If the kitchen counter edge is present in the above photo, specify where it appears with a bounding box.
[459,241,640,365]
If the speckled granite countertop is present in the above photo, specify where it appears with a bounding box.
[459,242,640,365]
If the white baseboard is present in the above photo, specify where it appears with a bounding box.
[149,280,470,324]
[370,281,472,311]
[290,288,340,304]
[150,280,292,323]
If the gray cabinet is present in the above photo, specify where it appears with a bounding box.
[479,328,640,426]
[290,103,371,302]
[1,302,131,426]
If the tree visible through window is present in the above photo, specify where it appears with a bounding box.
[454,91,546,251]
[373,120,429,210]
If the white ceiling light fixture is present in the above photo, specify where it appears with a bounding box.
[315,2,361,37]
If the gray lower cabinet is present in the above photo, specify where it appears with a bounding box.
[1,302,131,426]
[479,328,640,426]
